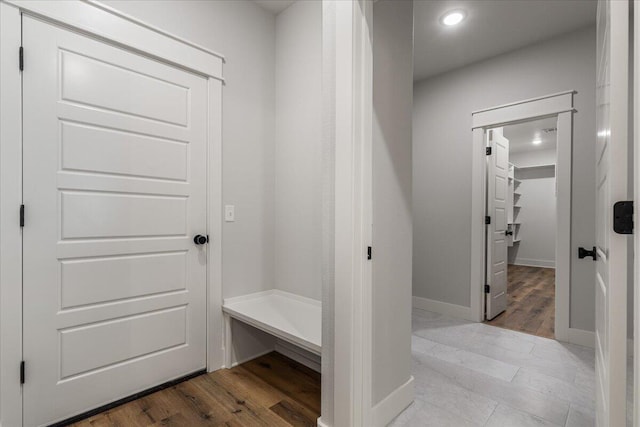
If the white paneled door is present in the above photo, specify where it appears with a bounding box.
[595,0,629,425]
[486,128,509,320]
[22,17,208,426]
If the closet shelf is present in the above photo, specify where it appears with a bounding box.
[517,163,555,170]
[223,290,321,355]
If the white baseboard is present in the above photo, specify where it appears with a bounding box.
[275,339,321,372]
[412,296,475,321]
[567,328,595,348]
[512,258,556,268]
[372,376,414,427]
[317,417,330,427]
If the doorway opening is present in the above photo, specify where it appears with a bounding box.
[484,117,559,339]
[470,91,573,343]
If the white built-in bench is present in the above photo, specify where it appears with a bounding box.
[222,290,321,357]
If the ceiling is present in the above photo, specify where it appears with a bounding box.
[253,0,295,15]
[414,0,597,81]
[503,117,557,154]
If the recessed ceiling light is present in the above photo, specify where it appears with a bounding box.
[532,139,542,145]
[441,10,466,26]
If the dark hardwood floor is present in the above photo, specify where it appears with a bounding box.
[486,264,555,339]
[69,352,321,427]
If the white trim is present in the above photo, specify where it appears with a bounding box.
[470,129,487,322]
[275,339,321,373]
[0,3,24,425]
[634,3,640,425]
[2,0,224,80]
[357,0,374,426]
[472,90,576,115]
[317,418,331,427]
[554,111,572,343]
[412,296,475,322]
[207,78,224,372]
[84,0,225,61]
[472,91,575,129]
[371,376,414,427]
[331,1,373,426]
[511,259,556,268]
[567,328,595,349]
[471,92,573,343]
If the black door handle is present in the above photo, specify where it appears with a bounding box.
[578,246,596,261]
[505,230,513,236]
[193,234,209,245]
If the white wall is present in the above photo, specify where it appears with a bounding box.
[413,26,596,331]
[509,149,556,267]
[372,0,414,412]
[101,0,277,300]
[274,1,322,300]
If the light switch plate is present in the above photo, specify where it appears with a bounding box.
[225,205,235,222]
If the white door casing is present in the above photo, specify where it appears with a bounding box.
[595,0,629,425]
[486,128,509,320]
[22,16,208,426]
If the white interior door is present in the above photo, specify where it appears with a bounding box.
[22,16,209,426]
[486,128,509,320]
[595,0,629,425]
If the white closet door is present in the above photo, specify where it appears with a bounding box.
[22,17,208,426]
[595,0,629,425]
[486,128,509,320]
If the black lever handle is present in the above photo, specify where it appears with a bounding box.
[578,246,596,261]
[193,234,209,245]
[505,230,513,236]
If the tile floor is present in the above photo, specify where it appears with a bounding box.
[391,309,596,427]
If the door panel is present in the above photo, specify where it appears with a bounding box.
[486,128,509,320]
[22,17,208,426]
[595,0,629,425]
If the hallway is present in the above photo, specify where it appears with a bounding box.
[391,309,594,426]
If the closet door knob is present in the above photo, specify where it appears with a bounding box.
[193,234,209,245]
[505,230,513,236]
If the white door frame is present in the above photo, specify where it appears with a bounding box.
[0,1,224,424]
[470,91,574,342]
[635,2,640,424]
[321,1,374,426]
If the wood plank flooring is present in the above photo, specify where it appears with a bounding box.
[69,352,321,427]
[486,265,555,339]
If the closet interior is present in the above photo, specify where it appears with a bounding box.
[486,116,558,336]
[222,0,324,372]
[504,117,558,268]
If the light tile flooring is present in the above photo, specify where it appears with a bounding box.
[391,309,596,427]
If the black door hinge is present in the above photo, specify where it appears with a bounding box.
[20,361,25,384]
[485,216,491,225]
[485,284,490,294]
[19,46,23,71]
[578,246,597,261]
[367,246,372,260]
[613,201,633,234]
[486,147,492,155]
[19,204,24,227]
